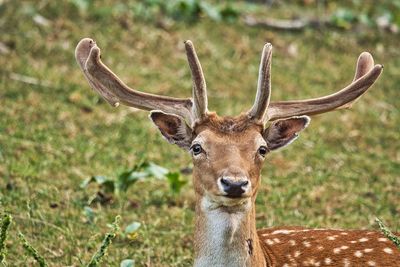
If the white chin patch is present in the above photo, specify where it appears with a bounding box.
[202,194,251,211]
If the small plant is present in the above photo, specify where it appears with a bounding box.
[376,217,400,250]
[87,215,121,267]
[0,214,12,263]
[123,221,141,241]
[18,232,48,267]
[81,160,187,197]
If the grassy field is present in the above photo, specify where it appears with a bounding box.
[0,1,399,266]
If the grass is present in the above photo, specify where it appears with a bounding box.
[0,1,399,266]
[87,215,121,267]
[376,218,400,249]
[18,232,49,267]
[0,214,12,263]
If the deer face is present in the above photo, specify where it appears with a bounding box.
[190,123,265,204]
[150,112,310,207]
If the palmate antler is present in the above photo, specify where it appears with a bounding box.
[75,38,383,125]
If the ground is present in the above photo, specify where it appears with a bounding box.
[0,1,399,266]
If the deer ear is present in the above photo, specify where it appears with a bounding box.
[149,111,193,150]
[263,116,310,151]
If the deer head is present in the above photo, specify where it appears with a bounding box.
[75,38,382,207]
[75,38,384,266]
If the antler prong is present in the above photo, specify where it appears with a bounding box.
[354,52,375,81]
[184,40,208,120]
[248,43,273,122]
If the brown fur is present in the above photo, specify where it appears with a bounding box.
[194,113,264,135]
[259,227,400,266]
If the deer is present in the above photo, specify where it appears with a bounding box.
[75,38,399,267]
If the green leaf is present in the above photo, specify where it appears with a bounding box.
[80,177,95,188]
[219,5,240,22]
[83,206,96,224]
[93,175,108,184]
[81,176,115,194]
[101,180,115,194]
[80,176,109,188]
[144,162,169,179]
[117,170,146,192]
[199,2,221,21]
[120,259,135,267]
[124,222,141,240]
[125,222,141,234]
[166,172,186,194]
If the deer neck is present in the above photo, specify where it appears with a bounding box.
[193,194,267,267]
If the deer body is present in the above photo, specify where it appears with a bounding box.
[75,38,399,266]
[260,227,399,266]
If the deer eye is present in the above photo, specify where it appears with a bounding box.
[258,146,268,157]
[191,144,203,156]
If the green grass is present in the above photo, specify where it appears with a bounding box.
[18,231,49,267]
[0,1,399,266]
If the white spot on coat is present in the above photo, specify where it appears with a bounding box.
[354,250,363,257]
[333,247,341,254]
[266,239,274,245]
[271,229,294,235]
[383,247,393,254]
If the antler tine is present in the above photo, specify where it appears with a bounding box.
[184,40,208,120]
[248,43,273,121]
[266,53,383,121]
[75,38,194,123]
[354,52,375,81]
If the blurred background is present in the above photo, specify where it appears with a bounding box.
[0,0,399,266]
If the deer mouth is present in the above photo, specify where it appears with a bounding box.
[224,194,246,199]
[202,195,252,213]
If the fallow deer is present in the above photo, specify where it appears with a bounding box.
[75,38,399,267]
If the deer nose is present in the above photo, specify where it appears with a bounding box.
[219,177,250,198]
